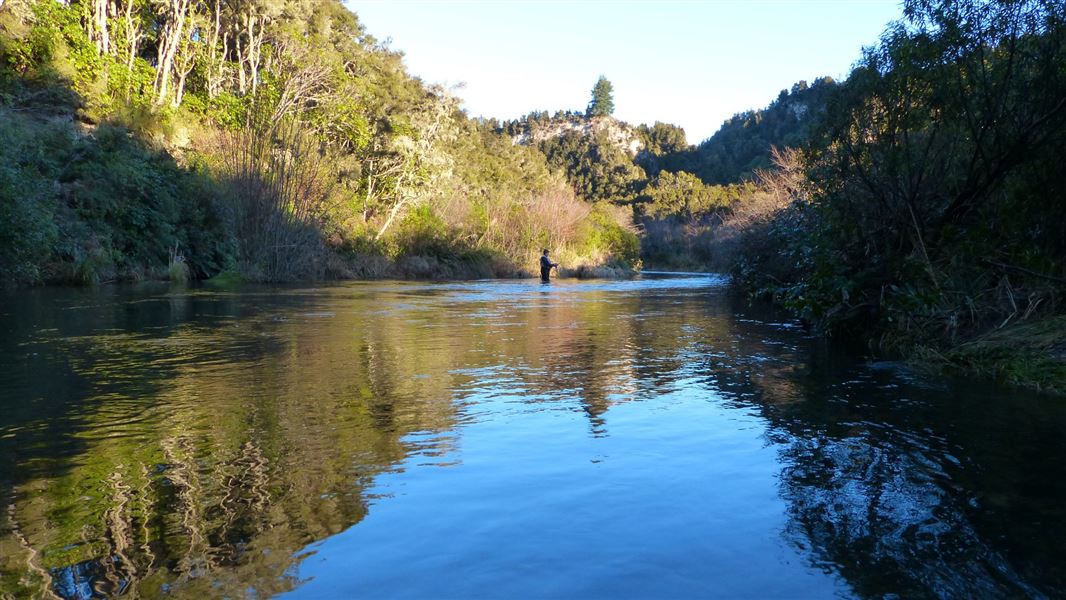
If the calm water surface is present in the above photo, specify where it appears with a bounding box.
[1,274,1064,598]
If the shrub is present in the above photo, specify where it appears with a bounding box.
[0,156,56,284]
[576,204,640,266]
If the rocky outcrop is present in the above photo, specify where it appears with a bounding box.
[512,116,644,157]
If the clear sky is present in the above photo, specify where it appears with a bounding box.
[347,0,903,144]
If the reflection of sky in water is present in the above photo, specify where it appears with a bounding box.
[0,274,1064,598]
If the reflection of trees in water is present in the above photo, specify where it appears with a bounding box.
[5,504,61,599]
[3,433,303,598]
[0,287,466,598]
[776,433,1014,597]
[5,283,1065,598]
[745,349,1066,597]
[571,294,1066,598]
[514,289,738,435]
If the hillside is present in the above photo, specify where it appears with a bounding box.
[0,0,837,286]
[0,0,639,285]
[648,77,836,185]
[509,113,644,157]
[493,100,800,269]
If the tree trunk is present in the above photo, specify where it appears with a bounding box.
[154,0,190,105]
[123,0,140,74]
[375,197,409,240]
[204,0,224,98]
[245,13,262,96]
[93,0,110,55]
[363,160,375,222]
[173,61,190,107]
[235,35,246,94]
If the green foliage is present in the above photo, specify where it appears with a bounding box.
[205,268,245,286]
[0,115,57,284]
[67,126,195,267]
[450,122,556,201]
[182,90,249,132]
[389,204,457,258]
[635,121,693,176]
[939,316,1066,395]
[168,256,190,283]
[0,0,643,283]
[0,110,230,284]
[6,1,62,71]
[637,174,766,269]
[575,205,640,266]
[639,171,747,220]
[586,75,614,117]
[638,122,687,155]
[539,130,645,204]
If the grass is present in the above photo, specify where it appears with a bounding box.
[920,316,1066,396]
[205,268,244,287]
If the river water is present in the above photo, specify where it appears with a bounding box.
[1,274,1064,599]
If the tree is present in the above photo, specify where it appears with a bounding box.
[640,122,688,156]
[539,130,644,204]
[640,171,739,220]
[814,0,1066,276]
[635,122,694,176]
[745,0,1066,338]
[586,75,614,117]
[374,86,460,240]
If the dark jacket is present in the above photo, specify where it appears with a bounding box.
[540,255,556,281]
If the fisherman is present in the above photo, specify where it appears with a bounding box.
[540,249,558,282]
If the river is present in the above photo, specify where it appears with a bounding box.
[1,274,1064,598]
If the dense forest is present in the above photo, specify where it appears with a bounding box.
[0,0,860,284]
[1,0,1064,390]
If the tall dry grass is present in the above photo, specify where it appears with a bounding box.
[706,147,805,271]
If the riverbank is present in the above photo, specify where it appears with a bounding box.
[192,250,637,285]
[911,316,1066,396]
[290,250,638,282]
[0,107,640,288]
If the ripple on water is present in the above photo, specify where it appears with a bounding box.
[0,275,1064,599]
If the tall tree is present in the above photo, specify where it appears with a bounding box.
[153,0,193,105]
[586,75,614,117]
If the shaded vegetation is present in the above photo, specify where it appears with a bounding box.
[2,0,1062,392]
[686,77,836,184]
[933,316,1066,395]
[0,111,229,284]
[730,0,1066,392]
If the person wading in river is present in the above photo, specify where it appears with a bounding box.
[540,249,558,283]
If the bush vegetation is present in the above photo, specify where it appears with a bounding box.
[0,0,640,285]
[0,110,229,284]
[726,0,1066,391]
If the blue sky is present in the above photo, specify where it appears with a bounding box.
[347,1,903,143]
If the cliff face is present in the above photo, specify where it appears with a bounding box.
[513,116,644,157]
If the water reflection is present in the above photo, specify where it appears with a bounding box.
[0,277,1064,598]
[765,367,1066,598]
